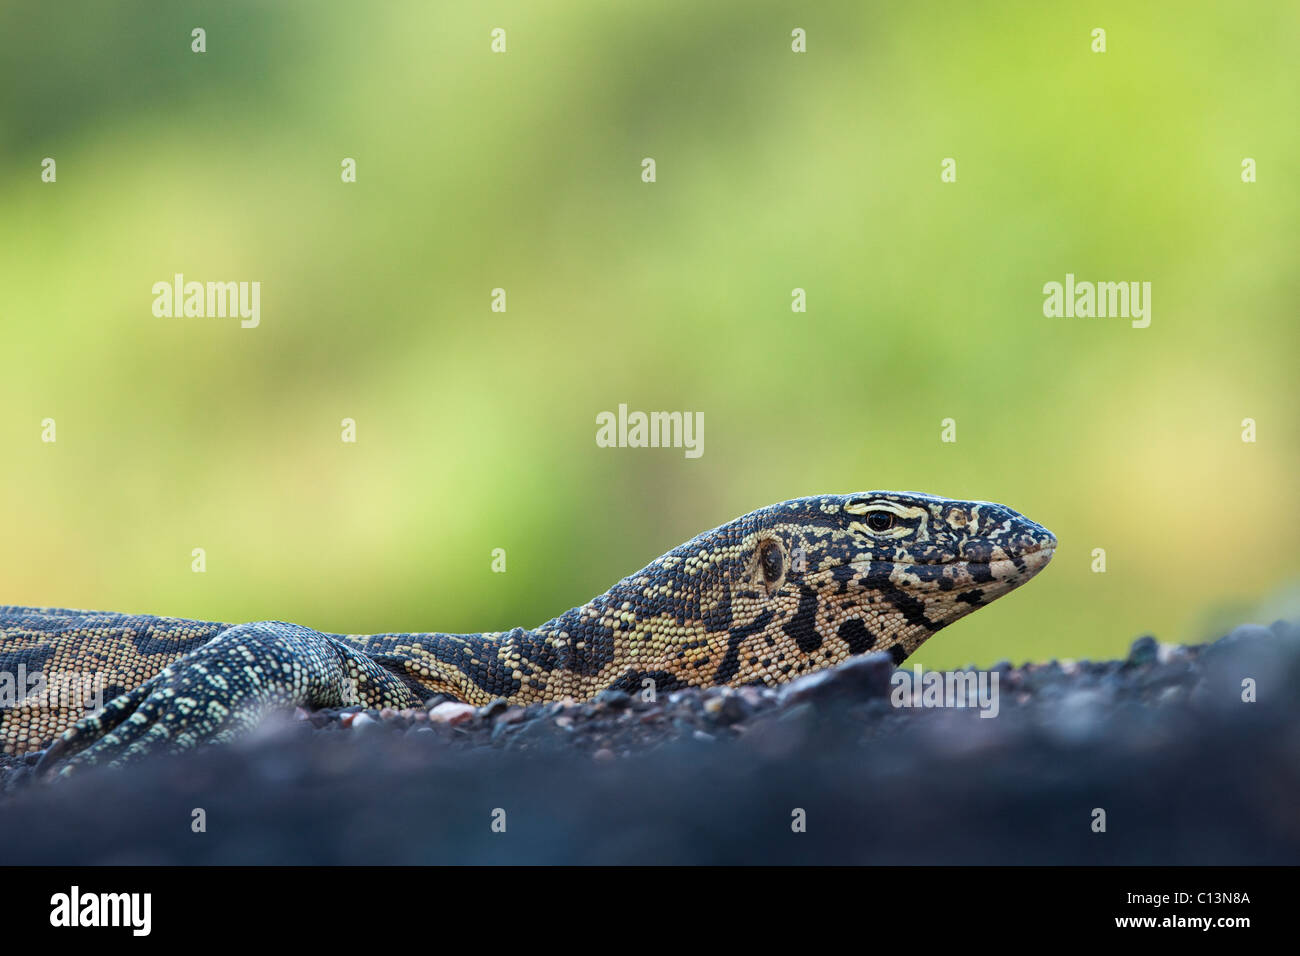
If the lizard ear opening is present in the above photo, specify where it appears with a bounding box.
[758,538,785,589]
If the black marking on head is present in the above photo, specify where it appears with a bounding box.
[713,608,776,685]
[837,617,876,655]
[903,562,952,586]
[704,588,736,633]
[866,571,934,632]
[785,584,822,653]
[956,589,985,607]
[857,561,897,589]
[888,643,908,665]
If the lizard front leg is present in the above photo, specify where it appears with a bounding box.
[36,621,421,774]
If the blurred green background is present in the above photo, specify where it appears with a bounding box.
[1,1,1296,669]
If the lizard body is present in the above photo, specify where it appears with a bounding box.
[0,492,1055,769]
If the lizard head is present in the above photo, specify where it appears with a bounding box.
[545,491,1055,698]
[624,491,1056,688]
[744,491,1055,663]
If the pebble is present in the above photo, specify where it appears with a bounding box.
[1128,635,1159,665]
[497,707,526,726]
[778,651,893,704]
[1157,685,1184,705]
[704,694,749,725]
[428,702,476,725]
[737,686,767,708]
[594,689,632,709]
[1227,623,1274,643]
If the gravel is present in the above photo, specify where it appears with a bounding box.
[0,620,1296,864]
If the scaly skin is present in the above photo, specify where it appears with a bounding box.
[0,492,1055,771]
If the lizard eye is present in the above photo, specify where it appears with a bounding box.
[865,511,895,532]
[759,541,784,582]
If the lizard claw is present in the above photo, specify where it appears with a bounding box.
[32,621,424,775]
[32,621,405,775]
[36,675,197,775]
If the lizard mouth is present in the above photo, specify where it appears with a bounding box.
[844,543,1056,579]
[1012,542,1057,561]
[972,530,1059,566]
[848,544,1057,569]
[986,545,1056,580]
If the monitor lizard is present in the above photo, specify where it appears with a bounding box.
[0,491,1055,772]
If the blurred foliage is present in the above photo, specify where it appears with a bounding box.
[1,1,1296,668]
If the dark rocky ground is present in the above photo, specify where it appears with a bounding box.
[1,622,1297,864]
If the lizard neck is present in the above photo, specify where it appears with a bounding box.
[345,557,690,706]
